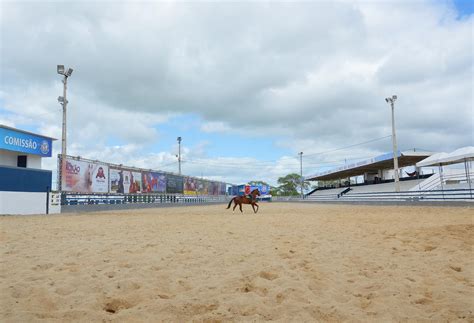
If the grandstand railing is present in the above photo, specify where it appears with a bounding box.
[341,188,473,201]
[411,171,473,192]
[61,193,230,206]
[272,188,473,202]
[61,189,473,206]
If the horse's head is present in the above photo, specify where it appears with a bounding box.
[251,188,261,196]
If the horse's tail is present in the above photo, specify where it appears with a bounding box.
[226,197,235,209]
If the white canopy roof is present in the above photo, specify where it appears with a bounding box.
[416,146,474,167]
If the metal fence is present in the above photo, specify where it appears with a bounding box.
[59,188,473,211]
[341,188,473,201]
[274,188,473,203]
[61,192,230,206]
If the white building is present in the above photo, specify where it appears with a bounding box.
[0,125,59,214]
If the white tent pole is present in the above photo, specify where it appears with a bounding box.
[439,165,444,200]
[465,159,472,198]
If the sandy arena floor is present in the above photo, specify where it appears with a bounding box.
[0,203,473,322]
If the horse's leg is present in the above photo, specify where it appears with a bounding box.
[233,200,237,212]
[254,202,259,213]
[251,203,256,213]
[239,202,243,213]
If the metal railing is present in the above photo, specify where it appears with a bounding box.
[61,193,230,206]
[272,188,473,202]
[412,171,473,192]
[342,188,473,201]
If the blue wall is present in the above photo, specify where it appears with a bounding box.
[0,166,52,192]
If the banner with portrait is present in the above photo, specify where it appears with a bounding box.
[220,183,227,195]
[109,168,141,193]
[141,172,166,193]
[61,157,109,193]
[129,171,142,193]
[110,168,129,193]
[208,181,218,195]
[166,174,184,194]
[196,180,208,195]
[183,177,197,195]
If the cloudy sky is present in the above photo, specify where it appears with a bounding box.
[1,0,472,186]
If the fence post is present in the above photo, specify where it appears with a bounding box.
[46,186,50,215]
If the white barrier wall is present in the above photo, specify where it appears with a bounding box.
[49,193,61,214]
[0,149,19,167]
[0,191,57,215]
[0,149,42,168]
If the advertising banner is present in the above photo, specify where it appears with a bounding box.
[0,126,53,157]
[61,157,109,193]
[110,168,130,193]
[249,184,270,195]
[130,171,142,193]
[196,180,208,195]
[166,174,184,194]
[229,184,269,196]
[220,183,227,195]
[142,172,166,193]
[209,182,218,195]
[184,177,197,195]
[109,168,141,193]
[209,181,225,195]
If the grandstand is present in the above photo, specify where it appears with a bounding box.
[304,149,473,202]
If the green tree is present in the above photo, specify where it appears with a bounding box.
[277,173,311,196]
[270,186,281,196]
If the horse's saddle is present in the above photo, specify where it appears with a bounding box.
[246,195,254,201]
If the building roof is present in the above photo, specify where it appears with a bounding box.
[417,146,474,167]
[0,124,57,140]
[306,150,432,181]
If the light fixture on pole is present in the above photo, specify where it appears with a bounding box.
[385,95,400,192]
[57,65,73,159]
[177,136,182,175]
[57,65,73,192]
[299,151,304,199]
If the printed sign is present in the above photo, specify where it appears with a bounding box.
[142,172,166,193]
[166,174,184,194]
[61,158,108,193]
[0,127,53,157]
[184,177,197,195]
[109,168,142,194]
[110,168,130,193]
[62,156,228,195]
[208,182,219,195]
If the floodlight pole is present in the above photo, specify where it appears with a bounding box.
[57,65,73,192]
[57,65,73,159]
[61,75,68,158]
[299,151,304,199]
[177,136,182,175]
[386,95,401,192]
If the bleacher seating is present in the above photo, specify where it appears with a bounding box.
[306,178,427,201]
[345,179,425,194]
[444,183,471,190]
[305,187,348,200]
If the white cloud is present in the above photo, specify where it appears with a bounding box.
[200,121,232,134]
[1,0,472,185]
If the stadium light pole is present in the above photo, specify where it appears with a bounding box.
[385,95,401,192]
[299,151,304,199]
[177,136,182,175]
[57,65,73,158]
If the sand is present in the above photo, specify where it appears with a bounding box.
[0,203,473,322]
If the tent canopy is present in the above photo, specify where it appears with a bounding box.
[416,146,474,167]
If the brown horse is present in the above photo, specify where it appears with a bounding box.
[226,189,261,213]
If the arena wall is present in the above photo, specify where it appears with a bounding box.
[0,165,54,215]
